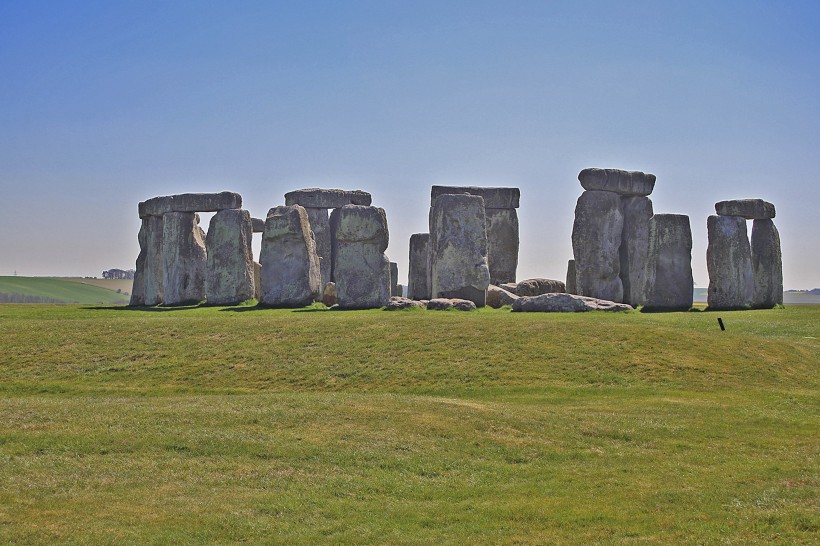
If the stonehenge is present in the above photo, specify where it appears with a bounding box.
[160,212,208,305]
[205,209,255,305]
[407,233,431,300]
[642,214,693,311]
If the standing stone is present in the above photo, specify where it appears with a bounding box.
[643,214,693,311]
[751,219,783,308]
[407,233,431,300]
[205,209,255,305]
[571,190,624,302]
[707,215,753,310]
[485,208,519,284]
[305,207,331,288]
[390,262,399,297]
[429,193,490,306]
[566,260,576,295]
[130,215,164,306]
[253,262,261,300]
[260,205,321,307]
[330,205,391,309]
[161,212,207,305]
[620,196,653,306]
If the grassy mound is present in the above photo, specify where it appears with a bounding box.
[0,304,817,543]
[0,276,130,304]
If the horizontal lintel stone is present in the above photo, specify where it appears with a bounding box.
[715,199,775,220]
[578,168,656,196]
[284,188,372,208]
[139,191,242,218]
[430,185,520,209]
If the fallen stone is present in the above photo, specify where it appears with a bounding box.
[322,282,337,307]
[139,191,242,218]
[260,205,322,307]
[427,298,477,311]
[715,199,775,220]
[486,285,519,308]
[642,214,693,311]
[430,186,520,209]
[512,293,633,312]
[578,168,656,196]
[566,260,576,295]
[407,233,431,300]
[284,188,372,209]
[707,215,754,310]
[571,190,624,302]
[499,282,518,293]
[385,296,425,310]
[205,209,255,305]
[619,196,653,306]
[751,219,783,308]
[161,212,207,305]
[512,278,566,297]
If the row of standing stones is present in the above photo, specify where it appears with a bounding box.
[129,173,782,311]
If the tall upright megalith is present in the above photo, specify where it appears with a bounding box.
[620,196,653,306]
[161,212,207,305]
[205,209,255,305]
[330,205,391,309]
[571,190,624,302]
[429,193,490,306]
[130,215,164,306]
[707,214,753,310]
[260,205,322,307]
[643,214,693,311]
[751,219,783,309]
[407,233,431,300]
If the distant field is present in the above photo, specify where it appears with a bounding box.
[692,287,820,304]
[0,276,130,304]
[0,304,817,544]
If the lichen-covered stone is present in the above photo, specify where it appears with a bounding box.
[707,215,753,310]
[571,190,624,302]
[330,205,391,309]
[322,282,337,307]
[642,214,693,311]
[715,199,775,220]
[205,209,255,305]
[485,208,519,285]
[130,215,164,306]
[429,194,490,306]
[161,212,207,305]
[427,298,477,311]
[578,168,655,196]
[619,196,653,306]
[511,278,566,297]
[430,186,520,209]
[260,205,321,307]
[486,285,519,308]
[139,191,242,218]
[512,293,633,312]
[408,233,431,300]
[251,218,265,233]
[304,207,331,287]
[385,297,425,310]
[751,219,783,308]
[284,188,372,209]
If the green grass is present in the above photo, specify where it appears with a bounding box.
[0,304,817,543]
[0,276,130,304]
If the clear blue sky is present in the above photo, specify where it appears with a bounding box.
[2,1,818,288]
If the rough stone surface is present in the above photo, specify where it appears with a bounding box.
[619,196,653,306]
[304,207,332,288]
[642,214,693,311]
[566,260,576,295]
[260,205,322,307]
[430,186,520,209]
[485,208,519,284]
[251,218,265,233]
[139,191,242,218]
[751,219,783,308]
[512,293,633,312]
[486,285,519,308]
[322,282,337,307]
[385,296,425,310]
[130,215,164,306]
[161,212,207,305]
[427,298,477,311]
[429,194,490,306]
[284,188,372,209]
[578,168,656,196]
[330,205,391,309]
[499,282,518,293]
[715,199,775,220]
[707,215,754,310]
[390,262,400,296]
[512,278,566,297]
[407,233,431,300]
[205,209,255,305]
[253,261,261,300]
[571,190,624,302]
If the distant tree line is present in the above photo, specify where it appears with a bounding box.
[102,269,135,280]
[0,293,67,304]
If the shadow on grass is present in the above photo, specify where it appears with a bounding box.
[82,305,202,312]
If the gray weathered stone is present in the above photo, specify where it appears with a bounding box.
[429,194,490,306]
[251,218,265,233]
[427,298,477,311]
[304,207,331,287]
[571,190,624,302]
[751,219,783,309]
[330,205,391,309]
[620,196,653,306]
[485,208,519,284]
[390,262,400,297]
[139,191,242,219]
[511,278,566,297]
[130,215,164,306]
[642,214,693,311]
[707,215,754,310]
[512,293,633,312]
[578,168,655,196]
[566,260,576,295]
[486,285,519,308]
[408,233,431,300]
[385,296,425,310]
[430,186,520,209]
[284,188,372,209]
[322,282,337,307]
[205,209,255,305]
[253,261,261,300]
[715,199,775,220]
[260,205,322,307]
[161,212,207,305]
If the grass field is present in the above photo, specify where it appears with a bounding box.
[0,304,817,543]
[0,276,131,304]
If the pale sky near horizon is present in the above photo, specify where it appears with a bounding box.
[1,1,819,289]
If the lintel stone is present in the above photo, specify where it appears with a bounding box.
[715,199,775,220]
[430,186,520,209]
[139,191,242,218]
[284,188,372,209]
[578,168,656,196]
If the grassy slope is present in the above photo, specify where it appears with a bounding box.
[0,276,130,304]
[61,277,133,295]
[0,304,817,544]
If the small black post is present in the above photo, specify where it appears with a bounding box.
[717,317,725,331]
